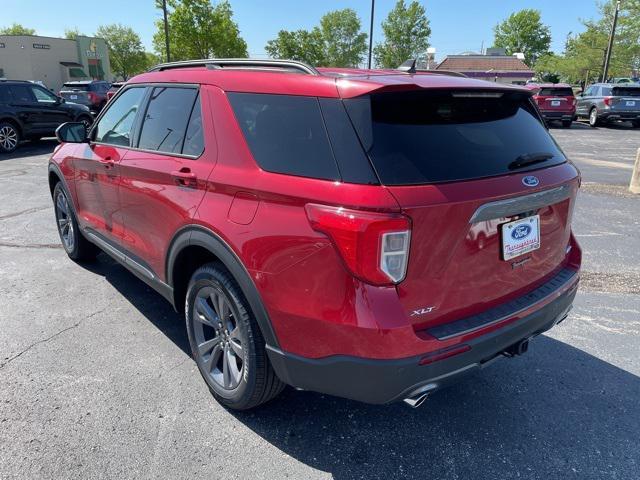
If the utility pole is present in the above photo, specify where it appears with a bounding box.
[602,0,621,82]
[162,0,171,63]
[367,0,375,69]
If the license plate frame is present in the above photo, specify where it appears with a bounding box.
[501,215,541,261]
[551,100,561,107]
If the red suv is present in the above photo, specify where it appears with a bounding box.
[526,83,576,128]
[49,59,581,410]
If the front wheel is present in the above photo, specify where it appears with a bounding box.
[53,182,98,261]
[185,263,285,410]
[77,115,93,132]
[562,120,572,128]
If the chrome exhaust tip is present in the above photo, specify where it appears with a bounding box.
[403,384,437,408]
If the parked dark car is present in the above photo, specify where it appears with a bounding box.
[525,83,576,128]
[576,83,640,127]
[59,80,110,113]
[0,80,93,153]
[49,59,581,410]
[106,82,124,101]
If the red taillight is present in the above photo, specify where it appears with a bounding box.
[88,92,98,103]
[570,97,576,106]
[305,204,411,285]
[603,96,613,106]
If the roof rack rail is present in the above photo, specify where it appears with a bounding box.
[415,69,468,78]
[148,58,319,75]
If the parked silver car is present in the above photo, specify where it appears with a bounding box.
[576,83,640,128]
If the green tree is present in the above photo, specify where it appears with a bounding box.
[64,28,84,40]
[493,9,551,66]
[153,0,247,61]
[265,29,325,65]
[0,23,36,35]
[96,24,147,80]
[373,0,431,69]
[266,9,367,67]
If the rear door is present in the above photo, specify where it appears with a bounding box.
[73,86,147,245]
[7,84,41,132]
[344,89,579,330]
[117,85,214,277]
[576,86,595,116]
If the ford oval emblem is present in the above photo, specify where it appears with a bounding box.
[522,176,539,187]
[511,224,532,240]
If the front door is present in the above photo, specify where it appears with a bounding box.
[29,85,74,131]
[117,86,213,278]
[73,86,147,244]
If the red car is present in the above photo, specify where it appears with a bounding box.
[49,59,581,410]
[526,83,576,128]
[106,82,123,102]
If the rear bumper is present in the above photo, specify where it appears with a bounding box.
[600,111,640,121]
[541,111,574,121]
[267,272,578,405]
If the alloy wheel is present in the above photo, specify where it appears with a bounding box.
[192,285,245,390]
[0,125,18,151]
[589,109,598,126]
[55,191,75,251]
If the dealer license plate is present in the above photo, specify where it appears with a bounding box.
[70,95,78,100]
[551,100,561,106]
[626,100,636,107]
[502,216,540,260]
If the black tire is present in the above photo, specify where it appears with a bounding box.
[562,120,572,128]
[588,107,601,127]
[77,115,93,131]
[632,120,640,129]
[185,263,285,410]
[0,121,20,153]
[52,182,99,262]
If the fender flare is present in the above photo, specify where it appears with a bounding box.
[166,225,280,349]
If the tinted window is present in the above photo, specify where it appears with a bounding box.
[584,86,596,96]
[94,87,146,147]
[8,85,34,103]
[63,83,89,91]
[538,87,574,97]
[613,87,640,97]
[345,90,565,185]
[138,87,198,154]
[228,93,339,181]
[182,95,204,157]
[31,86,57,103]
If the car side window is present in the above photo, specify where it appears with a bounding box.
[8,85,35,103]
[182,94,204,157]
[137,87,198,154]
[601,86,612,96]
[31,86,58,104]
[94,87,146,147]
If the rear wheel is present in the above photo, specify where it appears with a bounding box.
[0,122,20,153]
[632,120,640,128]
[53,182,98,262]
[562,120,572,128]
[589,108,601,127]
[185,263,285,410]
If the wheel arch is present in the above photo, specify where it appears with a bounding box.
[0,116,23,137]
[167,225,280,349]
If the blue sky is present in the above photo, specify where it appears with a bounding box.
[2,0,601,61]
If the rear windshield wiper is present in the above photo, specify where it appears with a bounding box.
[508,152,554,170]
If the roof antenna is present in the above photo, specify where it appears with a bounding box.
[397,59,417,73]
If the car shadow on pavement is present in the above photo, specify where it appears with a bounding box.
[83,254,639,479]
[0,139,59,160]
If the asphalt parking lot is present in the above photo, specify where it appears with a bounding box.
[1,123,639,480]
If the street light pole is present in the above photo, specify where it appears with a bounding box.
[602,0,621,82]
[367,0,375,69]
[162,0,171,63]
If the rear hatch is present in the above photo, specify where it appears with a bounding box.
[344,88,579,330]
[59,83,91,104]
[534,86,575,113]
[609,86,640,112]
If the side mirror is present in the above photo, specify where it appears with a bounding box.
[55,122,88,144]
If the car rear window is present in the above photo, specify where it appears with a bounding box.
[538,87,573,97]
[344,90,566,185]
[612,87,640,97]
[228,93,340,181]
[63,83,89,91]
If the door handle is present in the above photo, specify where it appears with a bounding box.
[171,168,197,187]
